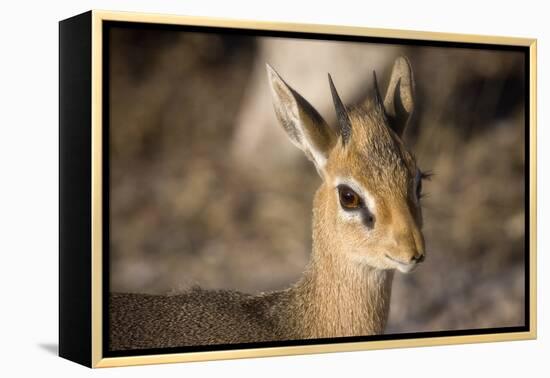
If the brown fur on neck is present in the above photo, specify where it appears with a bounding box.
[291,257,394,338]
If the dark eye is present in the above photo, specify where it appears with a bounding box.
[338,185,362,210]
[416,175,423,199]
[416,169,432,200]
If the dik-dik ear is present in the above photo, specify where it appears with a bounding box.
[266,64,336,175]
[383,56,415,137]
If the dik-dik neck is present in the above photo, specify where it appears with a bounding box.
[290,187,394,338]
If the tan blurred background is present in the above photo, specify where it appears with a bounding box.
[108,25,525,334]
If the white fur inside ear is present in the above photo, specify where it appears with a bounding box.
[303,139,327,171]
[267,64,328,174]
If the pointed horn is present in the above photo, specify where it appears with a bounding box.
[372,70,384,110]
[328,73,351,145]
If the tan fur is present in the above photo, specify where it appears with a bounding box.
[109,57,425,350]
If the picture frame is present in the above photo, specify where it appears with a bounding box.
[59,10,537,368]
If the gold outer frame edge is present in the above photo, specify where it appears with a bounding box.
[89,9,537,368]
[95,331,532,368]
[529,40,537,338]
[91,11,103,368]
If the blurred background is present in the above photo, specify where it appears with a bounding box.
[108,25,525,333]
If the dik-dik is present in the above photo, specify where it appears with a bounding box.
[110,56,427,350]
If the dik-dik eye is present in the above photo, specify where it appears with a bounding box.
[415,171,423,199]
[337,185,362,210]
[415,169,432,201]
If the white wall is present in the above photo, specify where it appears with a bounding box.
[0,0,546,376]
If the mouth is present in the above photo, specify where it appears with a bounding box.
[384,254,418,273]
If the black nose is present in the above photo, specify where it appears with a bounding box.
[412,254,425,263]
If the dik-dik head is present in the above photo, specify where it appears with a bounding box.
[267,57,427,273]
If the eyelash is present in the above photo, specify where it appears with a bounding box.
[420,170,433,181]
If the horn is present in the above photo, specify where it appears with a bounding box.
[328,73,351,145]
[372,70,384,110]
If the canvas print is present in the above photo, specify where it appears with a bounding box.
[106,23,527,353]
